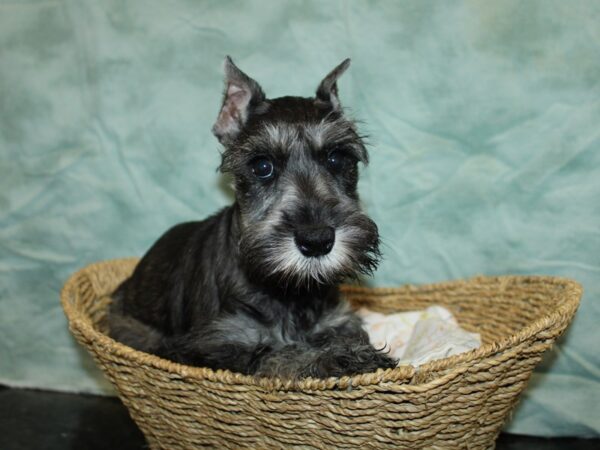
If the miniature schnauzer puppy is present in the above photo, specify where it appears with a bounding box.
[108,57,397,378]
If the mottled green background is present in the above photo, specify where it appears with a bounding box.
[1,0,599,437]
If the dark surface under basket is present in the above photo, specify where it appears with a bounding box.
[61,259,582,449]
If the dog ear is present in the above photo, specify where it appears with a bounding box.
[315,58,351,111]
[212,56,266,145]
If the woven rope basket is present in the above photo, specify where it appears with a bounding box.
[61,258,581,450]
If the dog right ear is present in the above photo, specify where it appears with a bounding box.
[212,56,266,145]
[315,58,351,111]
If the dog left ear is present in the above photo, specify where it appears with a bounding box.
[315,58,351,111]
[212,56,266,145]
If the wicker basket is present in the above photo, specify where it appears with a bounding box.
[61,258,581,450]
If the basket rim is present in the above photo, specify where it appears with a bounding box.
[61,258,582,392]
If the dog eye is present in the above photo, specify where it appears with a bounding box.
[326,149,354,172]
[251,157,275,180]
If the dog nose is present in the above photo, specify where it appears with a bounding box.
[294,226,335,257]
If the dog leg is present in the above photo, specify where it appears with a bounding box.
[254,341,396,379]
[307,313,397,377]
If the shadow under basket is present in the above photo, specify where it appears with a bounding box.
[61,258,582,450]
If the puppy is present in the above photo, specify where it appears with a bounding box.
[108,57,396,379]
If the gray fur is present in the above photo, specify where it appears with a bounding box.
[108,57,396,379]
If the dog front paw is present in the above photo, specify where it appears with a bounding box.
[312,344,397,378]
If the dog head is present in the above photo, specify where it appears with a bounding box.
[213,57,380,287]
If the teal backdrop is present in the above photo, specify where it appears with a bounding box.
[1,0,599,437]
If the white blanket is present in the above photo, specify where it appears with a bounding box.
[357,306,481,367]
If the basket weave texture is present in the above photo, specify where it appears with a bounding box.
[61,258,581,450]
